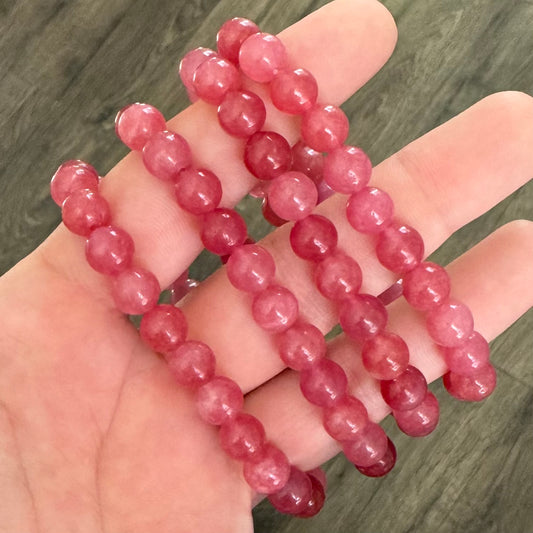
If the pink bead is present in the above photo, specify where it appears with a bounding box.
[142,130,192,182]
[443,364,497,402]
[243,443,291,494]
[217,90,266,138]
[297,474,326,518]
[267,171,318,221]
[115,103,166,151]
[270,68,318,115]
[442,331,490,375]
[301,104,349,152]
[262,197,288,227]
[342,422,388,467]
[86,225,134,276]
[192,56,240,105]
[339,294,388,342]
[179,47,218,92]
[402,261,451,311]
[167,341,215,388]
[239,32,288,83]
[426,299,475,347]
[355,438,396,478]
[139,304,187,354]
[175,167,222,215]
[376,222,425,274]
[361,331,410,380]
[268,467,313,515]
[380,365,428,411]
[277,322,326,370]
[314,251,362,301]
[111,267,161,315]
[201,208,247,256]
[62,189,111,236]
[299,358,348,407]
[346,187,394,234]
[219,412,266,460]
[393,391,440,437]
[217,17,259,64]
[196,376,244,425]
[323,395,368,441]
[50,160,99,206]
[226,244,275,293]
[291,141,324,184]
[323,146,372,194]
[290,214,338,262]
[244,131,292,181]
[316,179,335,204]
[252,285,299,333]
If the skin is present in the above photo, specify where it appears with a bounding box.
[0,0,532,531]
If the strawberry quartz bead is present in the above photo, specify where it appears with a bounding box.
[244,131,292,181]
[314,251,362,301]
[376,222,425,274]
[290,214,338,262]
[239,33,288,83]
[355,438,396,478]
[443,364,497,402]
[243,443,291,494]
[291,141,324,185]
[403,261,451,311]
[426,299,474,347]
[323,146,372,194]
[139,304,187,354]
[192,56,240,105]
[277,322,326,370]
[62,189,111,236]
[342,422,388,467]
[267,171,318,221]
[346,187,394,234]
[50,160,99,206]
[219,412,266,460]
[361,331,410,380]
[380,365,428,411]
[297,474,326,518]
[301,104,349,153]
[142,130,192,182]
[167,341,216,388]
[299,358,348,407]
[201,208,247,256]
[262,197,288,227]
[175,168,222,215]
[268,467,313,515]
[442,331,490,375]
[112,267,161,315]
[270,68,318,115]
[196,376,244,425]
[252,285,299,333]
[85,225,134,276]
[216,17,259,65]
[339,294,388,342]
[115,103,166,151]
[393,391,440,437]
[179,47,217,92]
[323,395,369,441]
[226,244,275,293]
[217,90,266,138]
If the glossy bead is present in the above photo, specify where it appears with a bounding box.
[226,244,275,293]
[376,222,425,274]
[323,146,372,194]
[196,376,244,425]
[142,130,192,182]
[115,103,166,151]
[299,358,348,407]
[139,304,187,354]
[291,141,324,184]
[244,131,292,181]
[355,438,396,478]
[201,208,247,256]
[62,189,111,236]
[381,365,428,411]
[192,56,240,105]
[342,422,388,467]
[297,474,326,518]
[219,412,266,460]
[339,294,388,342]
[252,285,299,333]
[277,322,326,370]
[270,68,318,115]
[179,47,218,92]
[167,341,216,388]
[290,214,338,262]
[217,17,259,64]
[267,171,318,221]
[442,331,490,375]
[346,187,394,234]
[323,395,368,441]
[243,443,291,494]
[443,364,497,402]
[268,467,313,515]
[50,160,99,206]
[426,299,475,347]
[111,267,161,315]
[402,261,451,311]
[86,225,134,276]
[316,179,335,204]
[217,90,266,138]
[301,104,349,152]
[361,331,410,380]
[314,251,362,301]
[393,391,440,437]
[239,32,288,83]
[175,167,222,215]
[262,197,288,227]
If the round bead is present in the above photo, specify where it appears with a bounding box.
[314,251,362,301]
[217,17,259,64]
[290,214,338,262]
[299,358,348,407]
[142,130,192,182]
[196,376,244,425]
[426,299,475,347]
[339,294,388,342]
[355,438,396,478]
[323,395,368,441]
[226,244,275,293]
[297,474,326,518]
[252,285,299,333]
[239,32,288,83]
[277,322,326,371]
[267,171,318,221]
[402,261,451,311]
[175,167,222,215]
[85,225,135,276]
[115,103,166,151]
[376,222,425,274]
[301,104,349,152]
[243,443,291,494]
[442,331,490,375]
[62,189,111,236]
[443,364,497,402]
[393,391,440,437]
[192,56,240,105]
[219,412,266,460]
[179,47,217,92]
[50,160,99,206]
[262,197,287,227]
[268,467,313,515]
[217,90,266,138]
[342,422,388,467]
[270,68,318,115]
[111,267,161,315]
[291,141,324,184]
[381,365,428,411]
[244,131,292,181]
[361,331,410,380]
[139,304,188,354]
[201,208,247,256]
[346,187,394,234]
[323,146,372,194]
[167,341,216,388]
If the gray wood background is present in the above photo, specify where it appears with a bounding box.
[0,0,532,532]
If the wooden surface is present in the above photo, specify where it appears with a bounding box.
[0,1,532,532]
